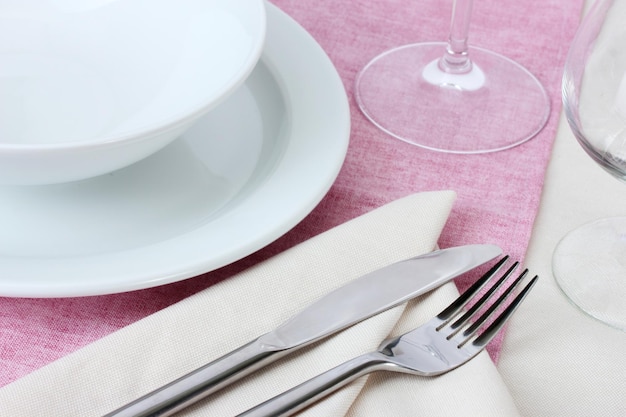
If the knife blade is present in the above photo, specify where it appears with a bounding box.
[105,244,501,417]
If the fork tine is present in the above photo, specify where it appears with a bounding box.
[449,260,519,331]
[461,268,529,338]
[436,255,509,323]
[465,274,538,348]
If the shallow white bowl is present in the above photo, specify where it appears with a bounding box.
[0,0,266,185]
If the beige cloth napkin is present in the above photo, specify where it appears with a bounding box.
[0,190,521,417]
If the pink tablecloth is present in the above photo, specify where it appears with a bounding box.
[0,0,582,387]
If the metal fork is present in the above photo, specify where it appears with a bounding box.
[238,256,537,417]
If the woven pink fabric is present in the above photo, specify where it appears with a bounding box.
[0,0,582,387]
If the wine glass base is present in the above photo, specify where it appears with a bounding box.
[553,217,626,331]
[355,42,551,154]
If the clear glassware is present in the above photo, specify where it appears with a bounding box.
[354,0,550,154]
[554,0,626,331]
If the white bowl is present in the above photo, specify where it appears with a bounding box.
[0,0,266,185]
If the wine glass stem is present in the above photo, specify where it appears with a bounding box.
[440,0,473,74]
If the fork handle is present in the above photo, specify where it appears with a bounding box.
[238,352,389,417]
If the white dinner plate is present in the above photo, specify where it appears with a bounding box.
[0,3,350,297]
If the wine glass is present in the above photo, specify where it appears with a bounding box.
[354,0,550,154]
[554,0,626,331]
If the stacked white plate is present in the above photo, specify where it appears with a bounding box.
[0,2,350,296]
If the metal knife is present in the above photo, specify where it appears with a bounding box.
[105,244,501,417]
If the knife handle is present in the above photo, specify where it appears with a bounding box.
[104,337,285,417]
[237,352,389,417]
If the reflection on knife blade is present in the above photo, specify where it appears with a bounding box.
[105,244,501,417]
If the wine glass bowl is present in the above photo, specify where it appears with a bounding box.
[562,0,626,181]
[554,0,626,330]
